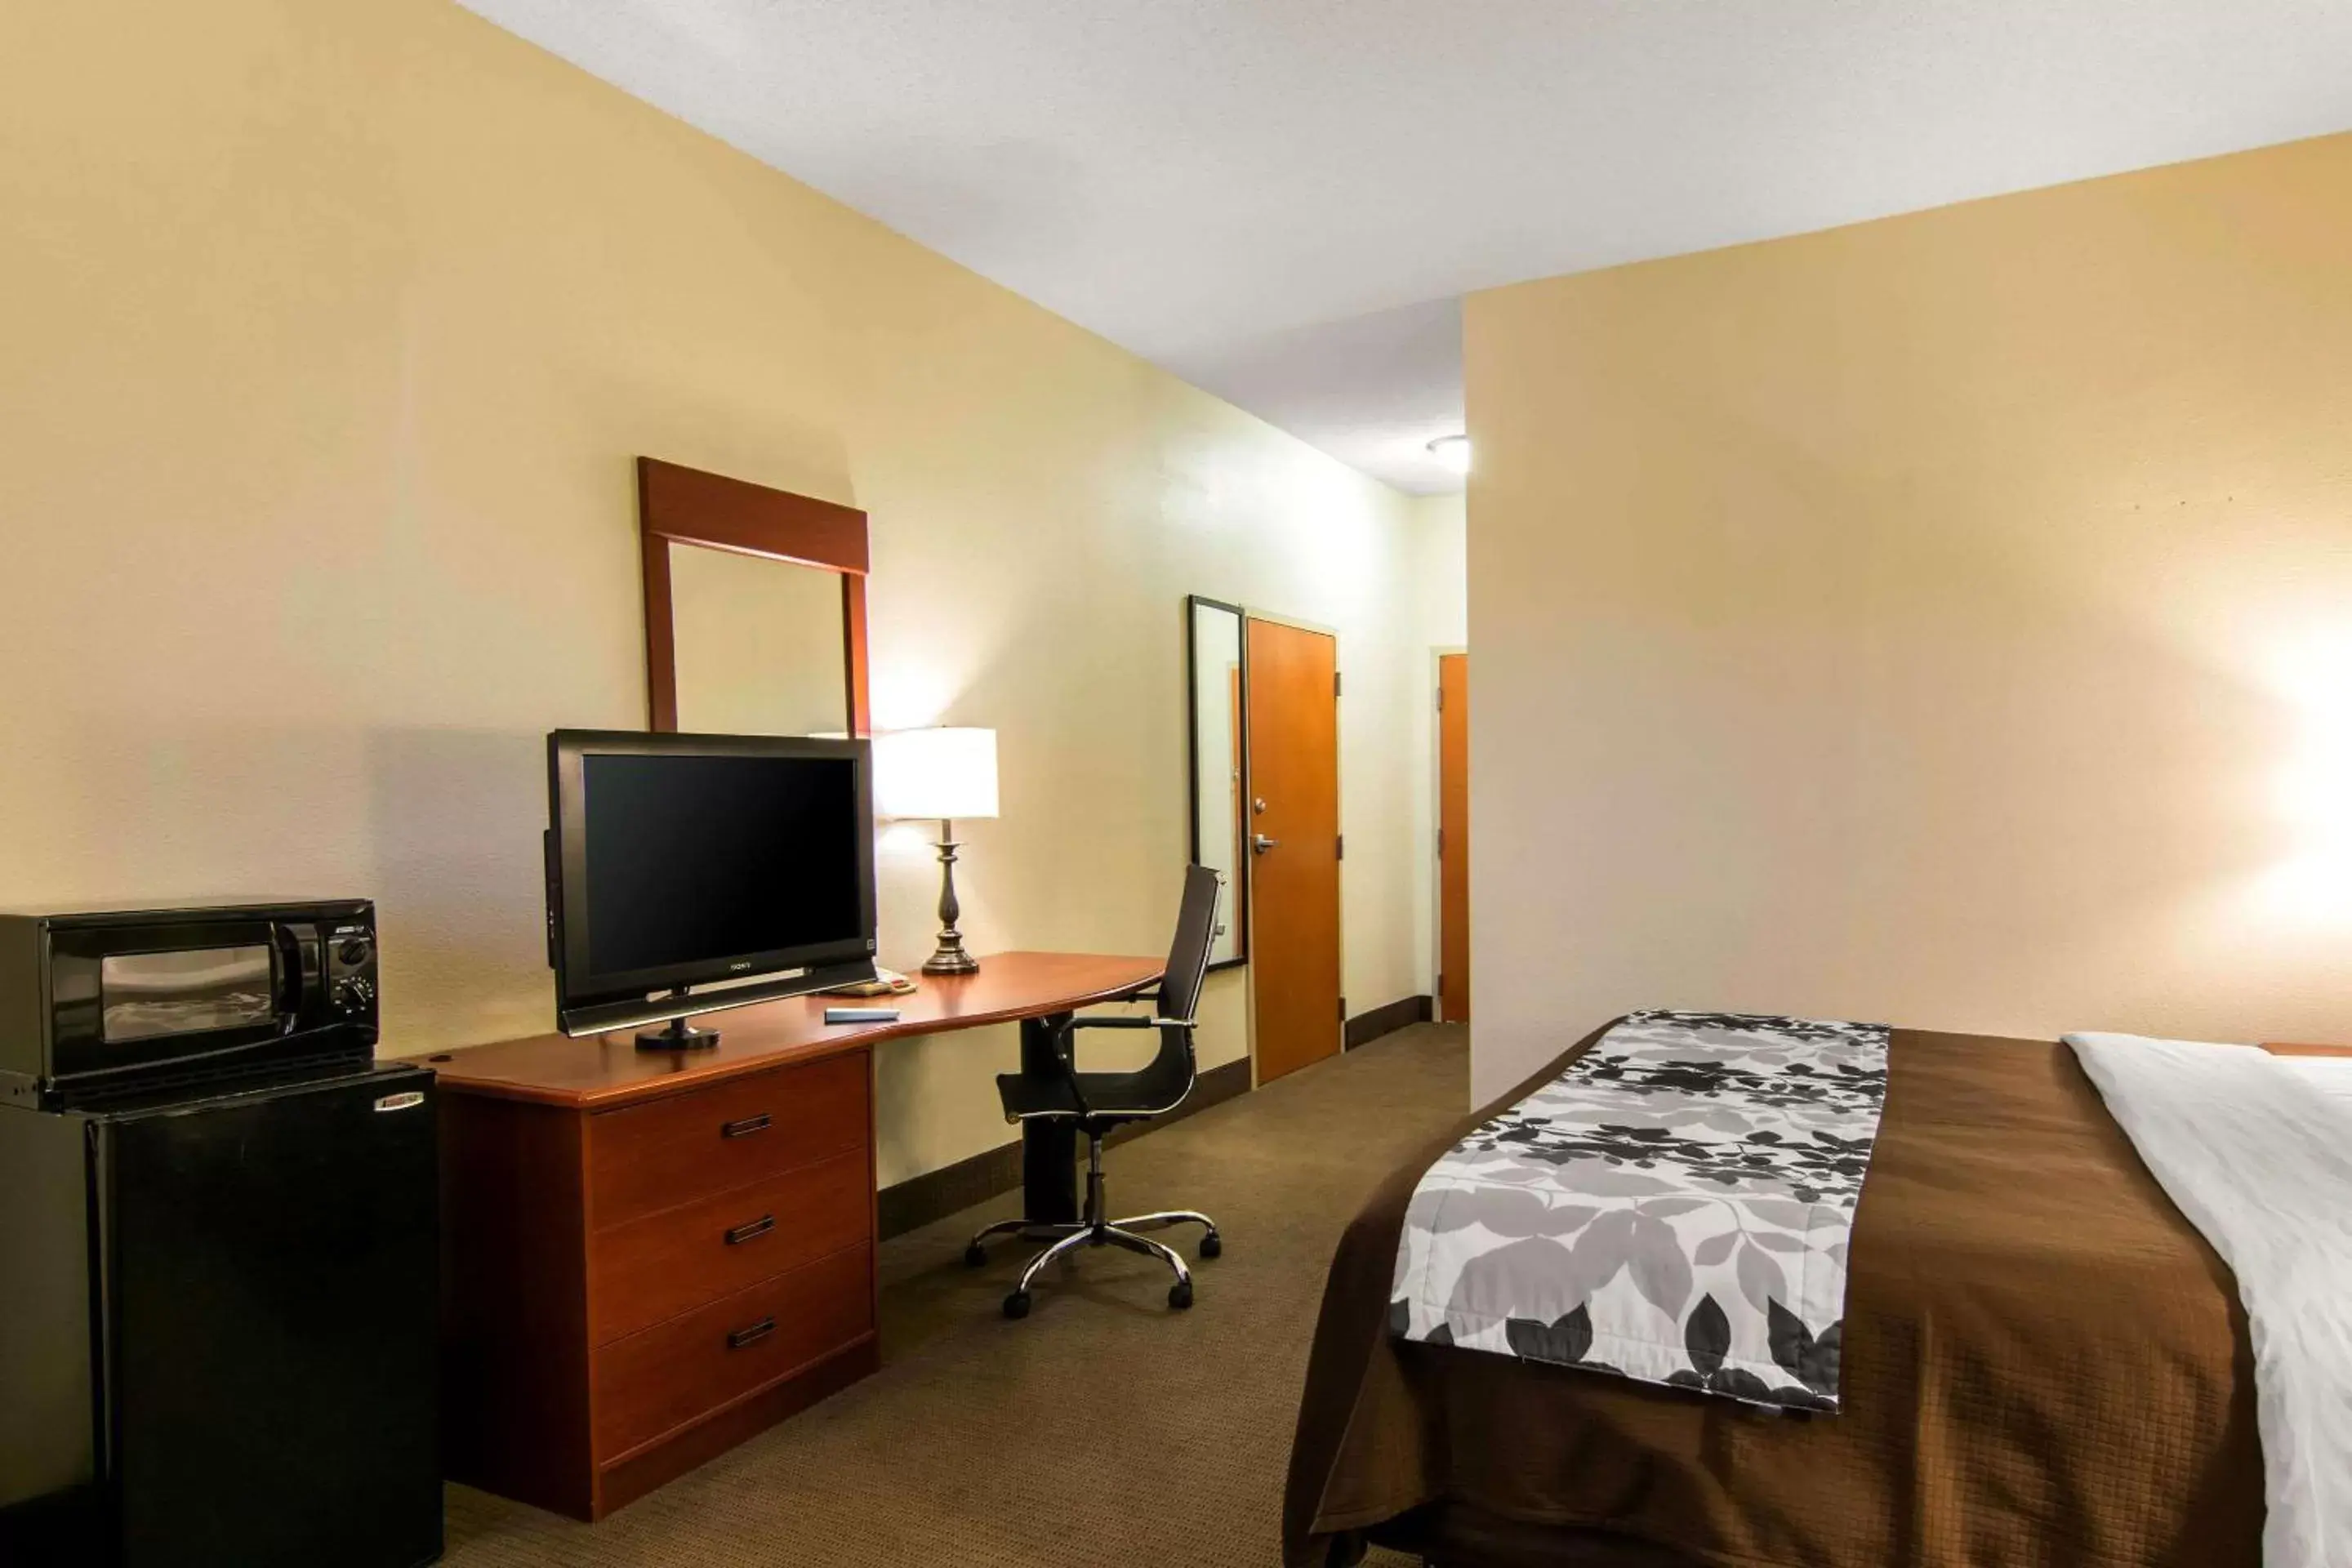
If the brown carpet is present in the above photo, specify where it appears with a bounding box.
[443,1023,1465,1567]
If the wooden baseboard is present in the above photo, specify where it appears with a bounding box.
[876,1056,1253,1240]
[876,1142,1024,1240]
[1345,994,1434,1049]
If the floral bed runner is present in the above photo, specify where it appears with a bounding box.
[1389,1010,1891,1412]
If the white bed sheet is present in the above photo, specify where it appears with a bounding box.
[2065,1032,2352,1568]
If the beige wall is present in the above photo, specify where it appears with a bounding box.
[1465,132,2352,1102]
[0,0,1454,1184]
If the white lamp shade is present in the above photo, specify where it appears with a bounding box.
[872,727,999,821]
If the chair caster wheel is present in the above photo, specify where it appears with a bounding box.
[1003,1290,1031,1320]
[1169,1279,1194,1311]
[963,1242,987,1268]
[1198,1232,1222,1259]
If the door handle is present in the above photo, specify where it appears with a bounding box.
[1253,834,1279,855]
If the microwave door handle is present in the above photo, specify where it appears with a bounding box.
[273,924,306,1022]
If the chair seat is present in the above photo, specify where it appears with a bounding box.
[995,1070,1183,1125]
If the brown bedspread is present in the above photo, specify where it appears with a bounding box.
[1284,1023,2262,1568]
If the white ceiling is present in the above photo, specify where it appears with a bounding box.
[457,1,2352,495]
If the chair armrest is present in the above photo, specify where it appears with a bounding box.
[1040,1016,1094,1117]
[1051,1013,1192,1116]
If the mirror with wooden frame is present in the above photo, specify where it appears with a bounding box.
[637,457,871,738]
[1187,595,1248,969]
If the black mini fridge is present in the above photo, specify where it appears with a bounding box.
[0,1063,442,1567]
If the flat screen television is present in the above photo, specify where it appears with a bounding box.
[545,729,878,1045]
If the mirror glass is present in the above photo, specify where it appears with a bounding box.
[1187,597,1247,968]
[668,542,850,736]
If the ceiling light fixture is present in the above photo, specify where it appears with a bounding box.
[1428,434,1471,475]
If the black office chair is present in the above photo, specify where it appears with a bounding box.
[966,863,1224,1318]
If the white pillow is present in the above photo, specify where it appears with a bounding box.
[2275,1053,2352,1108]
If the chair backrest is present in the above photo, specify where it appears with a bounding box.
[1156,865,1222,1025]
[1089,866,1220,1120]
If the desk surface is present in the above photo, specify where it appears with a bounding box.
[427,950,1163,1110]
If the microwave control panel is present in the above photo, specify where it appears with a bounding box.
[323,919,377,1021]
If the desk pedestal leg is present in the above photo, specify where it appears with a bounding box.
[1018,1013,1080,1225]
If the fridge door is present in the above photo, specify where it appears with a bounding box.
[97,1067,440,1568]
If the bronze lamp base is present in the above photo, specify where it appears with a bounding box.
[921,819,981,975]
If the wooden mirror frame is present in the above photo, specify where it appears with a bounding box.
[636,457,871,737]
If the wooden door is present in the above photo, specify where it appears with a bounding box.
[1438,653,1471,1022]
[1245,618,1342,1083]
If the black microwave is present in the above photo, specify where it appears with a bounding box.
[0,898,378,1108]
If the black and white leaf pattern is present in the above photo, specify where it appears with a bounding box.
[1391,1010,1889,1414]
[1735,1238,1788,1314]
[1505,1304,1594,1365]
[1766,1299,1843,1395]
[1569,1208,1636,1297]
[1745,1197,1812,1228]
[1684,1293,1731,1375]
[1626,1211,1695,1318]
[1692,1230,1739,1266]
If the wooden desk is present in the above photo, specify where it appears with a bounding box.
[434,951,1159,1521]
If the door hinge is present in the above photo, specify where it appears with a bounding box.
[1435,684,1444,710]
[1334,670,1343,698]
[1339,996,1348,1022]
[1335,834,1344,861]
[1436,827,1443,858]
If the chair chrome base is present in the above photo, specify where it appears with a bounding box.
[965,1134,1219,1317]
[961,1217,1080,1264]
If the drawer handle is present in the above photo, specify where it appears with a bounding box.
[725,1214,777,1246]
[727,1317,777,1351]
[720,1113,772,1139]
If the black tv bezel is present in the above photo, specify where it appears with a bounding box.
[546,728,879,1036]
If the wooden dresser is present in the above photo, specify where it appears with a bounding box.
[432,951,1159,1521]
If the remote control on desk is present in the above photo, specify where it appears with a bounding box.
[824,1006,902,1025]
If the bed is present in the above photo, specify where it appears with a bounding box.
[1283,1019,2284,1568]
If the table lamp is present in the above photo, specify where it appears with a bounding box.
[872,726,1000,975]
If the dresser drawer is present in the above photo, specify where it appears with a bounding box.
[587,1052,869,1231]
[592,1244,873,1463]
[589,1147,871,1344]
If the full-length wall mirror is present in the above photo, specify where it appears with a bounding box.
[1187,595,1248,969]
[637,457,871,737]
